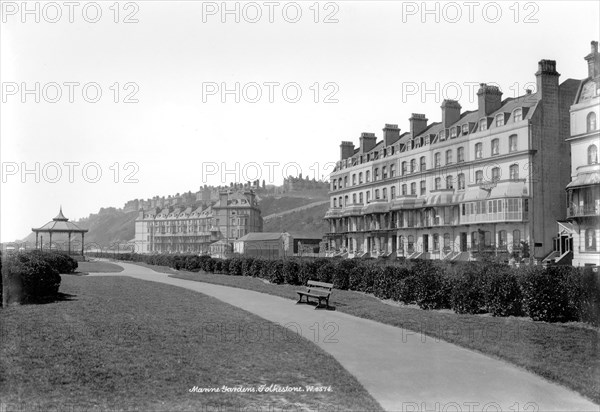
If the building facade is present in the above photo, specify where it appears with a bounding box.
[134,190,263,254]
[325,58,581,262]
[564,41,600,266]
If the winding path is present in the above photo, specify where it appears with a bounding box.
[89,261,599,412]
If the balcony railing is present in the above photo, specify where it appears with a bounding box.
[568,205,600,218]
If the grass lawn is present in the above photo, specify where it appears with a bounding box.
[148,266,600,405]
[75,260,124,274]
[0,275,382,412]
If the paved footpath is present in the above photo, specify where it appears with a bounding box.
[90,261,599,412]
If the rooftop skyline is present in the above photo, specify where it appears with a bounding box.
[2,1,599,241]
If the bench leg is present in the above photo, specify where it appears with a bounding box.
[296,294,304,304]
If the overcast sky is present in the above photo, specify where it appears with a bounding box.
[1,0,598,241]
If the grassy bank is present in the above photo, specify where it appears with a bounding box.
[146,265,600,405]
[76,260,125,273]
[0,275,382,411]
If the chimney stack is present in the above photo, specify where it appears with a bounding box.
[477,84,503,117]
[585,40,600,79]
[441,100,462,127]
[409,114,428,137]
[382,124,400,146]
[535,60,560,102]
[340,141,355,160]
[359,132,377,153]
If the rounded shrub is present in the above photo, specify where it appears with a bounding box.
[397,273,418,304]
[268,260,285,284]
[3,252,61,302]
[450,264,488,314]
[282,259,300,285]
[241,257,255,276]
[31,250,77,274]
[213,259,223,274]
[360,263,380,294]
[248,258,264,277]
[298,259,318,285]
[485,266,523,317]
[374,266,400,300]
[332,259,356,290]
[413,260,452,310]
[316,262,335,283]
[578,267,600,326]
[521,265,579,322]
[259,259,273,279]
[228,258,243,276]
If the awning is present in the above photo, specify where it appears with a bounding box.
[566,171,600,189]
[391,197,425,210]
[324,209,343,219]
[425,192,465,206]
[342,205,364,216]
[463,181,529,202]
[362,201,391,214]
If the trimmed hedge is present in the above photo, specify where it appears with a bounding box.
[89,251,600,326]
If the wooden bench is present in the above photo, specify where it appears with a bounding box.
[296,280,333,309]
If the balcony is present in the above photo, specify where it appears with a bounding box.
[568,204,600,218]
[460,211,526,224]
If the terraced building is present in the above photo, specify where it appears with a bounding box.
[324,57,582,262]
[134,190,262,254]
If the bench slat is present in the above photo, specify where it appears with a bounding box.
[307,280,333,289]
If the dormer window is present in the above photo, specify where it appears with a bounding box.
[439,130,446,141]
[495,114,505,127]
[513,108,523,123]
[450,127,458,138]
[462,124,469,135]
[479,118,488,131]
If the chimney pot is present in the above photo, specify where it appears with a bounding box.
[441,99,462,127]
[359,133,377,153]
[409,113,428,137]
[382,124,400,146]
[340,141,355,160]
[585,40,600,79]
[477,84,503,116]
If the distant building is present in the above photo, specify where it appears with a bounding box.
[233,232,291,259]
[134,190,263,254]
[233,232,324,258]
[325,55,582,262]
[557,41,600,266]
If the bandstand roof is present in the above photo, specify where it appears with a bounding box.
[32,207,88,233]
